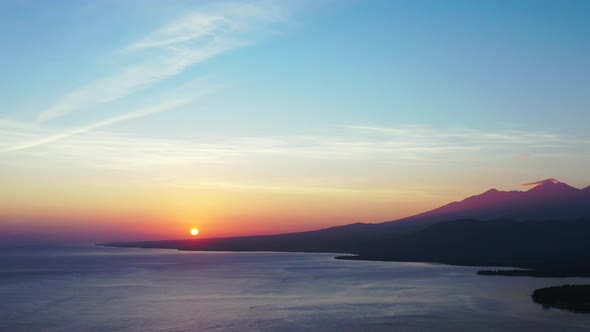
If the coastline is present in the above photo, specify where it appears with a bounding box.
[100,243,590,278]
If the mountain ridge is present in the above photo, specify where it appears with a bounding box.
[380,179,590,231]
[105,178,590,243]
[101,178,590,276]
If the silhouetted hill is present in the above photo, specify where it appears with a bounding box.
[103,222,384,254]
[383,179,590,231]
[103,218,590,276]
[101,179,590,276]
[346,218,590,274]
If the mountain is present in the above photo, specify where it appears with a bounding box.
[102,179,590,276]
[384,178,590,231]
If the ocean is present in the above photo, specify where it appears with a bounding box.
[1,246,589,331]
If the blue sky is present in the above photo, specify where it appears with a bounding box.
[2,0,589,135]
[1,0,590,240]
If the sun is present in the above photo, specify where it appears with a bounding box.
[190,228,200,236]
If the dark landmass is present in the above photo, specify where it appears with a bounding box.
[101,179,590,277]
[532,285,590,313]
[101,218,590,277]
[378,178,590,233]
[336,218,590,277]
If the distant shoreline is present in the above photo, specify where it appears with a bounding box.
[334,254,590,278]
[101,243,590,278]
[99,218,590,279]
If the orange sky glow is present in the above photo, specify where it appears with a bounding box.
[1,0,590,244]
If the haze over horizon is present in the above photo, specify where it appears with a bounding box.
[1,0,590,244]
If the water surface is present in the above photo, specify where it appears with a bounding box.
[1,246,589,331]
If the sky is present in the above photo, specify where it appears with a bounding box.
[1,0,589,244]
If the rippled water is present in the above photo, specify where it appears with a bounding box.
[1,246,589,331]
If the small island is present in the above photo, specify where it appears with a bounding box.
[532,285,590,313]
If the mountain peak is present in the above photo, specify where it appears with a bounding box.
[385,178,590,229]
[522,178,561,188]
[484,188,499,193]
[522,179,579,195]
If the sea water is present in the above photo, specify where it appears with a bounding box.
[1,246,589,331]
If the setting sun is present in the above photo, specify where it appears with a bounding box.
[190,228,199,236]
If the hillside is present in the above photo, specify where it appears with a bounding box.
[101,179,590,276]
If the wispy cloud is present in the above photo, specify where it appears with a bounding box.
[37,1,283,121]
[345,125,561,146]
[1,76,216,153]
[522,178,560,187]
[127,3,282,51]
[1,123,583,169]
[3,99,191,153]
